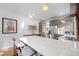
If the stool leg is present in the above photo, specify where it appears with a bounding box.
[30,52,37,56]
[17,47,22,56]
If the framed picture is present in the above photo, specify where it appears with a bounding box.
[2,17,17,34]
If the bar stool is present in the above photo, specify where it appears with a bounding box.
[12,38,42,56]
[16,41,26,56]
[12,37,25,56]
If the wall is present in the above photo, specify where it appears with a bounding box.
[23,17,40,35]
[0,16,19,49]
[0,14,39,50]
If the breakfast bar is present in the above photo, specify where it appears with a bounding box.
[20,36,79,56]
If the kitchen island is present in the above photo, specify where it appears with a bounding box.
[20,36,79,56]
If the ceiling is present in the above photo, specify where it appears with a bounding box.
[0,3,71,20]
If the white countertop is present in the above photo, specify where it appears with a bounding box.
[20,36,79,56]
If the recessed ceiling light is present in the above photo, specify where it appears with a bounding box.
[29,13,36,18]
[29,15,33,18]
[43,4,48,12]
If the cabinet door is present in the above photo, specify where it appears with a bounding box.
[76,4,79,41]
[39,22,42,33]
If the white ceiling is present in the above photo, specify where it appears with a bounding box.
[0,3,70,20]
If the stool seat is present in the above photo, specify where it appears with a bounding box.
[16,42,25,48]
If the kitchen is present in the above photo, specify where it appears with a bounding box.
[0,3,79,56]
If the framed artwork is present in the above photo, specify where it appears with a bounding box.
[2,17,17,34]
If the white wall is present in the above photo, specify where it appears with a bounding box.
[0,13,39,50]
[0,16,25,49]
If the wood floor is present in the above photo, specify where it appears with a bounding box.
[0,46,38,56]
[0,47,18,56]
